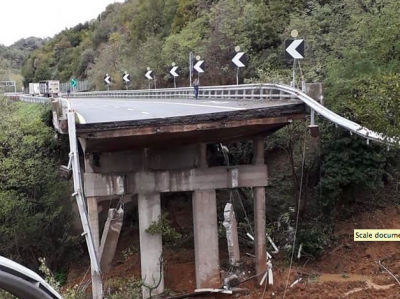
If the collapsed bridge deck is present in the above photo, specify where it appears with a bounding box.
[69,97,306,152]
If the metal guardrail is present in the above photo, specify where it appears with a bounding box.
[68,84,296,100]
[60,80,89,93]
[5,94,51,105]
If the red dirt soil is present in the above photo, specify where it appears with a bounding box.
[65,205,400,299]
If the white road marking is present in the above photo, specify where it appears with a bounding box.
[128,108,135,111]
[76,112,86,124]
[90,100,244,111]
[114,106,120,108]
[203,101,230,104]
[102,105,108,107]
[141,112,150,115]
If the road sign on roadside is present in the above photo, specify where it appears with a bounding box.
[170,66,179,77]
[285,39,304,60]
[104,74,111,85]
[123,73,131,83]
[232,52,245,68]
[70,79,77,88]
[145,71,153,80]
[194,60,204,73]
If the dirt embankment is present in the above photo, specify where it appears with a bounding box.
[65,205,400,299]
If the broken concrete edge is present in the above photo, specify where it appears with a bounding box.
[76,104,306,133]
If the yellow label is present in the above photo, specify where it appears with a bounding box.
[354,230,400,241]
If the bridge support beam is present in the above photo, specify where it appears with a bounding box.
[253,138,267,283]
[193,189,220,288]
[87,197,100,255]
[138,193,164,298]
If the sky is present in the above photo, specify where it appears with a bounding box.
[0,0,125,46]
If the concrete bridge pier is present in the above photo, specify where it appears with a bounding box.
[193,144,220,288]
[193,190,220,288]
[82,142,270,297]
[138,193,164,298]
[253,138,267,283]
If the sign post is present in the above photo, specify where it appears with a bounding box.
[170,63,179,88]
[189,52,193,87]
[285,30,304,88]
[193,56,204,85]
[123,71,131,90]
[104,74,111,91]
[232,46,246,85]
[145,67,153,89]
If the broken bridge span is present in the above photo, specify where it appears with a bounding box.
[11,83,390,299]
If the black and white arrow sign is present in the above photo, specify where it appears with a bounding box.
[232,52,245,68]
[145,71,153,80]
[285,39,304,60]
[104,75,111,85]
[123,73,131,83]
[194,60,204,73]
[170,66,179,77]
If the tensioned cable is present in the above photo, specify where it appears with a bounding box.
[282,127,307,299]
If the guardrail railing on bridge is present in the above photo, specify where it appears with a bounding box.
[68,83,298,101]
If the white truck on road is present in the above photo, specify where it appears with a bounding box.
[39,80,60,97]
[28,83,40,96]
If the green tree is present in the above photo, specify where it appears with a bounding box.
[0,100,78,269]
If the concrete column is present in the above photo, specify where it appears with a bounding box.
[99,208,124,273]
[253,138,267,283]
[138,193,164,298]
[87,197,100,256]
[198,143,207,168]
[223,203,240,265]
[193,190,220,288]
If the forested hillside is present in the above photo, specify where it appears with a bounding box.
[21,0,400,138]
[1,1,400,296]
[0,37,44,89]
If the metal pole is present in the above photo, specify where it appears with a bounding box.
[174,76,176,88]
[292,59,296,88]
[236,67,239,85]
[189,52,193,87]
[311,109,315,126]
[148,79,150,90]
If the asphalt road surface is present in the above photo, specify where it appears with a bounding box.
[69,97,298,124]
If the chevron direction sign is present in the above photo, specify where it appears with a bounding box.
[104,74,111,85]
[123,73,131,83]
[194,60,204,73]
[285,39,304,60]
[232,52,245,68]
[170,66,179,77]
[145,71,153,80]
